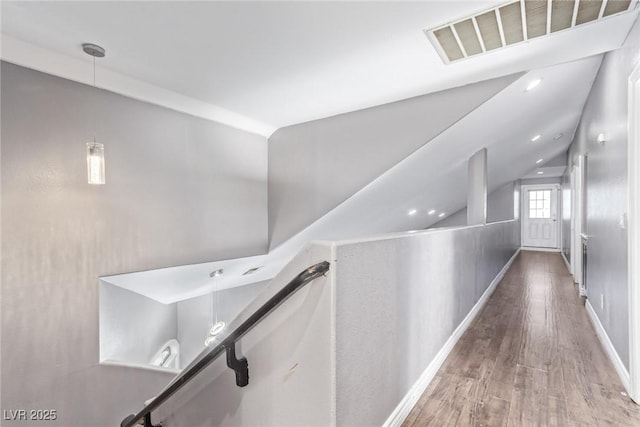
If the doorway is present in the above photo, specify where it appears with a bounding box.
[521,184,561,249]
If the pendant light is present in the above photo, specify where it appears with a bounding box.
[83,43,106,185]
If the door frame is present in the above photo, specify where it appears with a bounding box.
[520,183,562,250]
[627,61,640,403]
[570,155,586,295]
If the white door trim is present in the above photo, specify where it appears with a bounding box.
[570,156,586,294]
[521,183,561,249]
[570,165,576,277]
[627,61,640,403]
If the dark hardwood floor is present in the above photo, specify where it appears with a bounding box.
[402,250,640,426]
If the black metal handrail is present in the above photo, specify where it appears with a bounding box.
[121,261,331,427]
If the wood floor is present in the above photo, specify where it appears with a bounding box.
[402,251,640,427]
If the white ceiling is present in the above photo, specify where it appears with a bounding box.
[1,1,638,136]
[521,166,567,179]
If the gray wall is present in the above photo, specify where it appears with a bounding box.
[433,208,468,228]
[488,181,517,223]
[520,177,562,185]
[1,62,268,426]
[547,152,568,167]
[99,282,177,367]
[177,281,267,369]
[267,75,519,248]
[334,220,520,426]
[566,17,640,370]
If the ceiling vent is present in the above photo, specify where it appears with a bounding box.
[427,0,636,64]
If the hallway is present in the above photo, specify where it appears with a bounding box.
[402,251,640,426]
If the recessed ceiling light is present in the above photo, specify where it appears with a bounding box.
[438,212,445,218]
[209,268,224,278]
[526,78,542,91]
[536,158,543,164]
[537,171,544,175]
[428,209,436,215]
[408,209,417,216]
[554,133,564,140]
[531,134,541,142]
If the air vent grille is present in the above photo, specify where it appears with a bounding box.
[576,0,604,25]
[427,0,635,64]
[550,1,575,33]
[476,11,503,51]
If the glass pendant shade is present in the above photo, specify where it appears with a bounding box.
[87,142,105,185]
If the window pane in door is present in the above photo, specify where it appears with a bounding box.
[528,189,552,219]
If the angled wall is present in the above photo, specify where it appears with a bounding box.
[1,62,268,426]
[265,59,598,263]
[431,181,519,229]
[268,74,521,248]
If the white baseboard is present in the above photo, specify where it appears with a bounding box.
[585,300,631,394]
[521,246,561,253]
[383,248,521,427]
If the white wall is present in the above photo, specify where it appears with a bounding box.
[99,278,268,372]
[333,220,520,426]
[99,282,177,367]
[566,17,640,370]
[1,62,268,426]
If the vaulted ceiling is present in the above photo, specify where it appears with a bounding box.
[102,57,601,303]
[2,1,638,300]
[2,1,638,136]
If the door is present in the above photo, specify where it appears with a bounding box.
[522,185,559,248]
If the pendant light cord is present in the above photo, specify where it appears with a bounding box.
[215,281,220,324]
[210,277,219,327]
[91,55,96,143]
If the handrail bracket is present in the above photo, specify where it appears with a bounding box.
[144,413,161,427]
[225,342,249,387]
